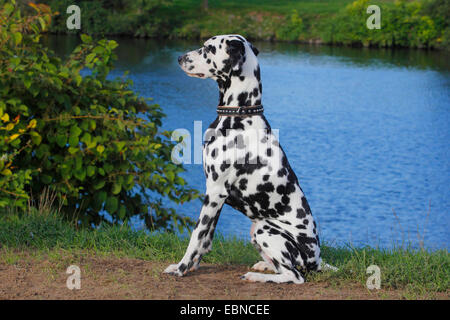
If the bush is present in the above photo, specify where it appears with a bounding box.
[275,10,304,42]
[321,0,445,49]
[0,1,200,231]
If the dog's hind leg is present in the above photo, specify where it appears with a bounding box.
[242,221,305,284]
[249,222,278,273]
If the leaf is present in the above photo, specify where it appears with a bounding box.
[38,17,46,31]
[111,183,121,195]
[14,32,22,45]
[28,2,39,12]
[68,135,79,147]
[93,180,105,190]
[74,169,86,181]
[118,205,126,220]
[108,40,118,50]
[8,134,20,142]
[68,147,79,154]
[30,131,42,145]
[4,3,14,15]
[80,34,92,44]
[96,145,105,154]
[1,169,12,176]
[85,53,96,64]
[75,75,82,86]
[103,163,113,173]
[93,191,107,209]
[105,196,118,213]
[1,113,9,122]
[70,125,82,137]
[166,171,176,183]
[81,132,91,144]
[86,166,96,177]
[114,141,126,152]
[56,135,67,148]
[27,119,37,129]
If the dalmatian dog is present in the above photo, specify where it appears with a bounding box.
[164,34,331,284]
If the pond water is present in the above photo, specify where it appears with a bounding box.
[46,35,449,250]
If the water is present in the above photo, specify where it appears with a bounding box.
[46,36,450,250]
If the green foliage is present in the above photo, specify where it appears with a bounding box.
[0,1,200,231]
[275,10,304,41]
[38,0,175,37]
[15,0,449,48]
[320,0,446,49]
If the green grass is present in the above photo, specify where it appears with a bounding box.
[0,208,448,295]
[173,0,357,15]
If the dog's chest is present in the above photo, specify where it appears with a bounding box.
[203,115,273,173]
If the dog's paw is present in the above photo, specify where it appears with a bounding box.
[240,272,264,282]
[189,263,200,272]
[240,272,305,284]
[251,261,274,272]
[163,264,184,277]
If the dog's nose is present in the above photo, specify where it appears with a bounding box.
[178,55,183,64]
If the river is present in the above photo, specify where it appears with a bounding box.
[46,35,449,249]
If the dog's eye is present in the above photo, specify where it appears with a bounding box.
[203,46,209,53]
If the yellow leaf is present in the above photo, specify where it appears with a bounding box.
[1,113,9,122]
[27,119,37,129]
[8,134,20,141]
[1,169,12,176]
[96,145,105,154]
[28,2,39,11]
[6,123,14,131]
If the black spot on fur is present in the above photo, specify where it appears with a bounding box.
[227,94,233,105]
[201,215,210,225]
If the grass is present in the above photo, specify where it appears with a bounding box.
[173,0,358,15]
[0,208,448,296]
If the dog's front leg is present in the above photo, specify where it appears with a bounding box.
[164,190,226,277]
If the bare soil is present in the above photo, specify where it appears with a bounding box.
[0,254,447,300]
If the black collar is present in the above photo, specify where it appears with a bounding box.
[216,105,264,116]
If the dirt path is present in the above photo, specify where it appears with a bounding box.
[0,255,446,300]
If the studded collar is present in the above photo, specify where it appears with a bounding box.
[216,105,264,116]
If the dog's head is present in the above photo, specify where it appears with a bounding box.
[178,34,259,80]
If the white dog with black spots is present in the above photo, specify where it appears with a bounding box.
[164,35,335,283]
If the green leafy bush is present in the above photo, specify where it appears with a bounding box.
[320,0,444,49]
[275,10,304,41]
[38,0,175,37]
[0,1,200,231]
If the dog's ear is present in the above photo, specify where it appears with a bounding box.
[249,42,259,56]
[227,39,246,71]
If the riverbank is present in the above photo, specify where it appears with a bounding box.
[0,209,448,299]
[40,0,449,50]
